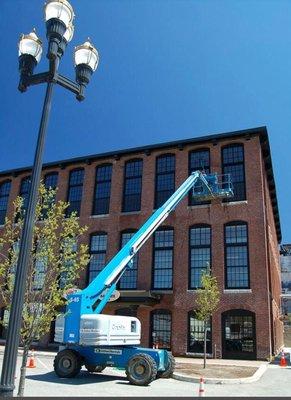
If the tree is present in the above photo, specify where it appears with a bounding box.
[195,265,220,368]
[0,185,90,396]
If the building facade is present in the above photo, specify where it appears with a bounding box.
[0,126,283,360]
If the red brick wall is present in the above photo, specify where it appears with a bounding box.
[0,133,282,359]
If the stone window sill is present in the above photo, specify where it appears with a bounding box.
[223,289,252,293]
[120,211,141,215]
[224,200,248,206]
[90,214,109,218]
[187,204,210,209]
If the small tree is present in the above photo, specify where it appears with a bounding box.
[195,265,220,368]
[0,185,90,396]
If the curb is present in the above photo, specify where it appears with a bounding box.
[172,363,268,385]
[0,349,57,359]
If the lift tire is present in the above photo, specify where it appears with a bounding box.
[157,353,175,378]
[126,353,157,386]
[54,349,81,378]
[85,364,106,373]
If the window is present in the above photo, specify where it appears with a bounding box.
[152,228,173,289]
[119,231,138,289]
[222,144,246,201]
[222,309,256,359]
[155,154,175,208]
[225,222,249,289]
[93,164,112,215]
[66,169,84,217]
[16,176,31,221]
[122,159,143,212]
[189,225,211,289]
[0,181,11,225]
[150,309,172,349]
[88,233,107,283]
[59,238,77,288]
[44,172,58,190]
[189,149,210,206]
[42,172,58,219]
[188,311,212,353]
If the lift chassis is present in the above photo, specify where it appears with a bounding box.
[53,171,233,385]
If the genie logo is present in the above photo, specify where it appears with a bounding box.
[112,323,126,331]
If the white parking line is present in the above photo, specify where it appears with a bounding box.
[36,357,51,371]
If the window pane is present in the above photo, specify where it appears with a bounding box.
[44,173,58,189]
[153,229,173,289]
[88,234,107,283]
[155,155,175,208]
[189,150,210,206]
[225,223,249,288]
[66,169,84,217]
[222,145,246,201]
[189,226,211,289]
[123,160,143,212]
[188,313,212,353]
[151,311,172,349]
[93,165,112,215]
[0,181,11,224]
[119,231,138,289]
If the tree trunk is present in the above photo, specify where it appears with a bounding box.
[17,345,29,397]
[203,322,207,369]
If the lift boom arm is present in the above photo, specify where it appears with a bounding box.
[69,171,232,317]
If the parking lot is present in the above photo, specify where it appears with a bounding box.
[0,352,290,397]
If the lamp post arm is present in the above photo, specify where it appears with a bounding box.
[0,82,54,397]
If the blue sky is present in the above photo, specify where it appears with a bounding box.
[0,0,290,242]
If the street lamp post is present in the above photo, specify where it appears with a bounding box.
[0,0,99,396]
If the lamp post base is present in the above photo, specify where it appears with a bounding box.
[0,383,15,397]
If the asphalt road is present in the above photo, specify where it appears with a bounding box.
[0,353,290,397]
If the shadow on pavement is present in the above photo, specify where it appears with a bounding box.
[26,371,130,385]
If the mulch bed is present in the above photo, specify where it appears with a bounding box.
[175,363,258,379]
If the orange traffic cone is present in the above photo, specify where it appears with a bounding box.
[279,351,287,367]
[198,376,205,397]
[26,349,36,368]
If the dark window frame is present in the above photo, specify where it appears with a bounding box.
[44,172,58,190]
[16,176,31,221]
[66,168,84,217]
[150,309,172,350]
[188,310,212,354]
[118,229,138,289]
[92,163,113,216]
[0,180,11,225]
[122,158,143,213]
[188,224,212,289]
[188,148,211,206]
[224,221,250,289]
[87,231,108,284]
[222,309,256,360]
[221,143,246,202]
[154,153,176,209]
[152,226,174,290]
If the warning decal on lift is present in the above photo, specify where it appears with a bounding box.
[94,348,122,355]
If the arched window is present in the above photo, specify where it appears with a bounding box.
[122,159,143,212]
[189,225,211,289]
[152,227,174,289]
[222,144,246,201]
[150,309,172,349]
[224,222,250,289]
[88,232,107,283]
[93,164,112,215]
[118,230,138,289]
[189,149,210,206]
[0,180,11,225]
[222,309,256,359]
[154,154,175,208]
[66,169,84,217]
[188,311,212,354]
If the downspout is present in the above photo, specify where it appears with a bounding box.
[260,148,274,357]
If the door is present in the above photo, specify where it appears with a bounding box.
[222,309,256,360]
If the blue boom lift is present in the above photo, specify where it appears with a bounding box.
[53,171,233,385]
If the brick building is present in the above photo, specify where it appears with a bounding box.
[0,126,283,360]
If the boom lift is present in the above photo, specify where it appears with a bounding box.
[53,171,233,385]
